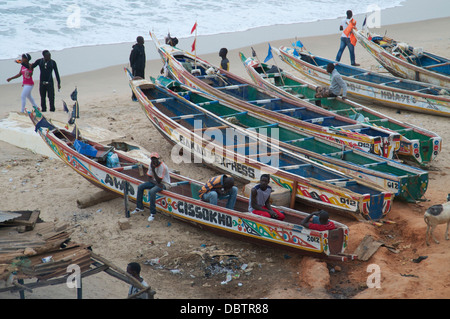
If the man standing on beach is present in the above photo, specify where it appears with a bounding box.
[32,50,61,112]
[335,10,360,66]
[219,48,229,71]
[129,36,146,101]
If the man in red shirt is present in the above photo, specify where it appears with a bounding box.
[301,210,336,231]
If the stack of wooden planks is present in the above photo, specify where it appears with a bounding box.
[0,212,91,282]
[0,210,155,299]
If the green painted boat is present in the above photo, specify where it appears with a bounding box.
[157,76,429,203]
[242,51,442,167]
[273,46,443,166]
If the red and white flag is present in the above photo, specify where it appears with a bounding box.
[191,22,197,34]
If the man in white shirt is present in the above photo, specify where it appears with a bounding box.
[335,10,360,66]
[126,262,149,299]
[131,152,171,221]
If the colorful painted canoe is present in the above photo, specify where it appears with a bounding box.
[354,29,450,89]
[26,108,355,261]
[275,46,450,118]
[126,69,394,221]
[241,52,442,166]
[150,31,400,160]
[156,76,428,203]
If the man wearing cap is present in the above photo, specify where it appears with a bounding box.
[131,152,170,221]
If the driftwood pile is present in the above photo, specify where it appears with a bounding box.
[0,210,155,299]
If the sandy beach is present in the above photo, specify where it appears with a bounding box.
[1,0,450,301]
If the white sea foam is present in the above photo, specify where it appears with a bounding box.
[0,0,404,60]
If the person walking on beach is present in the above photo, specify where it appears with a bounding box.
[6,53,38,113]
[198,174,238,210]
[314,63,347,106]
[219,48,229,71]
[249,174,285,220]
[335,10,360,66]
[131,152,170,222]
[129,36,146,101]
[31,50,61,112]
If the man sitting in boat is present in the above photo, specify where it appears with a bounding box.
[131,152,171,222]
[248,174,285,220]
[301,210,336,231]
[314,63,348,106]
[198,174,238,210]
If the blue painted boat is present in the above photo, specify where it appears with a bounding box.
[149,31,401,160]
[156,75,428,203]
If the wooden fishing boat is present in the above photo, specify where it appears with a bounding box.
[26,108,355,261]
[150,31,400,160]
[156,76,429,203]
[354,29,450,89]
[241,52,443,166]
[275,45,450,118]
[126,70,394,221]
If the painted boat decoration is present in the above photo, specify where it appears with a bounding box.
[275,45,450,118]
[150,31,400,160]
[26,108,355,261]
[126,69,394,221]
[156,75,429,203]
[354,29,450,89]
[241,51,442,166]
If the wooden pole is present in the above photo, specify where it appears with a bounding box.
[290,181,298,209]
[124,181,130,218]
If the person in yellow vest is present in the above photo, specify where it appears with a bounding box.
[335,10,360,66]
[199,174,237,209]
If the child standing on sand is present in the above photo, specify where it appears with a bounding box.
[7,53,38,113]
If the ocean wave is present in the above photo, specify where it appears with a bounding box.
[0,0,404,60]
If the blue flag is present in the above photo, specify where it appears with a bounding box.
[293,40,304,48]
[264,44,273,63]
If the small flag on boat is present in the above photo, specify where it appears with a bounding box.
[35,117,55,132]
[191,22,197,34]
[72,123,81,139]
[292,40,304,48]
[70,87,78,101]
[62,100,69,113]
[191,38,196,52]
[263,43,273,63]
[251,47,257,58]
[362,16,367,28]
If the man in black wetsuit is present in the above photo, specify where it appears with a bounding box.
[129,36,146,101]
[32,50,61,112]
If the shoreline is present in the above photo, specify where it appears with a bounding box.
[0,0,449,88]
[0,0,450,300]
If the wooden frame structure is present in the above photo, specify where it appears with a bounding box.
[0,213,155,299]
